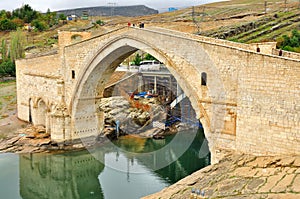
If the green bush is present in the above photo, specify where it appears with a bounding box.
[96,19,104,25]
[31,19,48,31]
[144,53,157,61]
[59,13,66,21]
[132,53,142,66]
[0,60,15,76]
[277,29,300,52]
[0,19,17,30]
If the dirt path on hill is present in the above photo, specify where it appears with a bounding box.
[0,81,28,140]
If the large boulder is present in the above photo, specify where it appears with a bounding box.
[98,96,168,137]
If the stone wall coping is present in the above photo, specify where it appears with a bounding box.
[23,50,58,60]
[134,27,300,63]
[23,72,61,79]
[64,26,128,48]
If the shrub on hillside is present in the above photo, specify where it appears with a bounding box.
[0,19,17,30]
[0,60,15,76]
[96,19,105,26]
[31,19,48,31]
[277,29,300,53]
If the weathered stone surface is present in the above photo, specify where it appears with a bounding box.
[276,157,296,167]
[247,157,279,168]
[259,173,285,193]
[254,168,281,177]
[213,178,248,197]
[286,168,297,174]
[237,155,257,167]
[17,147,39,153]
[143,153,300,199]
[0,142,12,151]
[26,134,36,139]
[243,178,266,194]
[266,193,300,199]
[233,167,258,177]
[271,174,295,192]
[290,175,300,192]
[293,158,300,167]
[5,136,21,145]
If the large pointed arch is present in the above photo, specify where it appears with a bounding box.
[70,36,212,140]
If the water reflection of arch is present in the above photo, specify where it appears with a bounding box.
[110,128,210,183]
[19,150,105,199]
[37,154,47,178]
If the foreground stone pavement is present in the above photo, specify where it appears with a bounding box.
[143,152,300,199]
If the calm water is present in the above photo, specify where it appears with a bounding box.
[0,129,210,199]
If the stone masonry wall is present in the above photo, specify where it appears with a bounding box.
[16,54,61,122]
[61,27,300,158]
[236,53,300,155]
[16,27,300,159]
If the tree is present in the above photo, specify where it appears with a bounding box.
[132,53,142,66]
[31,19,48,31]
[277,29,300,52]
[1,39,8,62]
[10,29,25,63]
[0,19,17,30]
[44,8,57,27]
[0,39,15,76]
[144,53,157,61]
[0,60,15,76]
[11,18,24,27]
[59,13,67,21]
[12,4,39,23]
[0,10,7,19]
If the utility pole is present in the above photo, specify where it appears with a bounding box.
[284,0,287,12]
[108,2,116,16]
[192,6,202,34]
[264,1,267,14]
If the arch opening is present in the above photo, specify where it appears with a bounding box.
[35,99,47,127]
[29,98,33,123]
[201,72,207,86]
[70,36,227,164]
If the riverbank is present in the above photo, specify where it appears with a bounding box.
[143,150,300,199]
[0,80,27,140]
[0,80,87,153]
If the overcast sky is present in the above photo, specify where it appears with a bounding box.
[0,0,222,12]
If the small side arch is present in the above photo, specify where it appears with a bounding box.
[201,72,207,86]
[29,98,33,123]
[35,99,47,126]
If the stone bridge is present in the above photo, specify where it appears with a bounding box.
[16,27,300,162]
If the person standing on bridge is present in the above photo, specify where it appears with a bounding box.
[139,22,144,28]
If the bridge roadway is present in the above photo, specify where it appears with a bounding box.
[16,26,300,163]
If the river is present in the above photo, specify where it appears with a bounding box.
[0,128,210,199]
